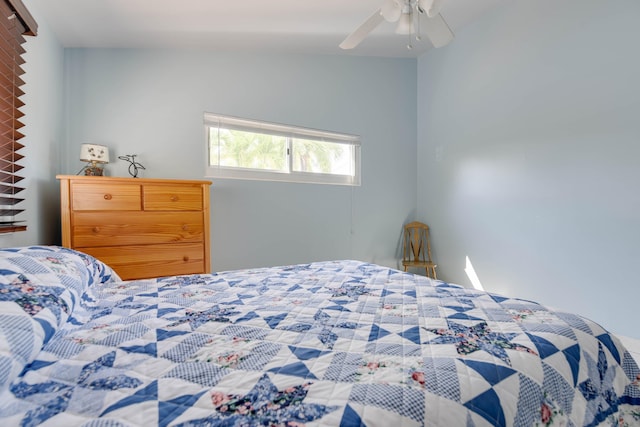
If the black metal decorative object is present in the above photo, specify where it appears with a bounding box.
[118,154,146,178]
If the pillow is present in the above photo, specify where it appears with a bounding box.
[0,245,120,392]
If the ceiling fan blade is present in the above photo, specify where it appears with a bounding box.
[339,9,385,50]
[418,0,444,18]
[422,13,454,48]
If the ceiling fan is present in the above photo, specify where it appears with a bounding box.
[340,0,454,51]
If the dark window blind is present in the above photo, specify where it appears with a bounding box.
[0,0,35,233]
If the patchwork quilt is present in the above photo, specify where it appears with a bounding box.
[0,246,638,426]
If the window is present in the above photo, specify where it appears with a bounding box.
[204,113,361,186]
[0,0,36,233]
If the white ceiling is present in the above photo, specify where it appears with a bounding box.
[35,0,508,58]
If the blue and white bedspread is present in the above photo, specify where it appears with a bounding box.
[0,247,638,426]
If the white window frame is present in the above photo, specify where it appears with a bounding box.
[204,113,361,186]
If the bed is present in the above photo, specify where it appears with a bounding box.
[0,246,638,427]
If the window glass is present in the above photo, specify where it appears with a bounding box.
[291,138,354,176]
[210,128,287,173]
[205,113,360,186]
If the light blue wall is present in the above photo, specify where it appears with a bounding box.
[0,0,65,248]
[417,0,640,338]
[62,49,417,270]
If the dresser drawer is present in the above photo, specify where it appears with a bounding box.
[72,211,204,247]
[82,243,206,280]
[72,182,142,211]
[143,185,203,211]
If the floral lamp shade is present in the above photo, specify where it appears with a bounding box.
[80,144,110,176]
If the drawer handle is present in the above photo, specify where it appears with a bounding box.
[182,224,189,231]
[92,227,100,233]
[183,256,189,262]
[103,194,112,200]
[170,195,179,202]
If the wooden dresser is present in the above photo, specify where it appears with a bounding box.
[57,175,212,280]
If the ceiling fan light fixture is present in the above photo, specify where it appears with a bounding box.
[381,0,401,22]
[395,11,414,35]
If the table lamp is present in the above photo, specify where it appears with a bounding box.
[80,144,109,176]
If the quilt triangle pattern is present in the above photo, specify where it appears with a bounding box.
[462,359,517,386]
[101,379,157,417]
[368,324,392,342]
[464,388,506,426]
[158,390,207,427]
[527,333,560,359]
[268,361,317,379]
[265,313,288,329]
[341,404,366,426]
[288,345,328,361]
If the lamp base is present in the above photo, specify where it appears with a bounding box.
[84,165,104,176]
